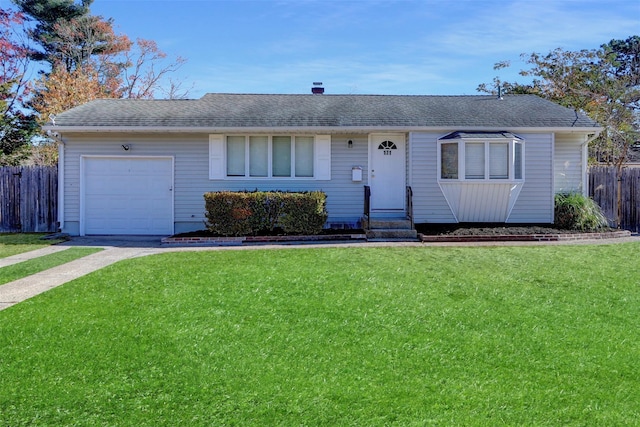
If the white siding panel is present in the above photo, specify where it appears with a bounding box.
[507,133,554,223]
[409,132,456,223]
[554,134,585,194]
[439,182,523,222]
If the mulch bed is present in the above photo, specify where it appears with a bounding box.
[164,228,367,245]
[416,223,585,236]
[172,228,365,238]
[416,223,630,242]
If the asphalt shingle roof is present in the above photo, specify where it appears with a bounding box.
[51,93,600,130]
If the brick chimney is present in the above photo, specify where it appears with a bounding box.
[311,82,324,94]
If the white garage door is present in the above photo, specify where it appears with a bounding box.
[83,157,173,235]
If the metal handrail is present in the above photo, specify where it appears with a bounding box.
[406,186,414,229]
[363,185,371,230]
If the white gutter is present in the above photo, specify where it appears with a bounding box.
[43,125,604,135]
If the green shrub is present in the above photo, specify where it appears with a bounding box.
[204,191,328,236]
[279,191,328,235]
[554,192,609,231]
[204,191,254,236]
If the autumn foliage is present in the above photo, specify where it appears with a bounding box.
[0,8,37,164]
[0,1,189,164]
[30,65,114,124]
[3,1,187,130]
[28,13,186,121]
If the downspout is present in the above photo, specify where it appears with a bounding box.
[57,141,64,232]
[46,130,65,232]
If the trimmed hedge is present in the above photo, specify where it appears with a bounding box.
[204,191,328,236]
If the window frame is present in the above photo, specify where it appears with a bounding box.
[438,136,525,182]
[222,135,320,180]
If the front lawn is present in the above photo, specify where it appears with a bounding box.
[0,247,102,285]
[1,244,639,425]
[0,233,66,258]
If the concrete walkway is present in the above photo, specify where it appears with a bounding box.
[0,245,72,268]
[0,240,165,311]
[1,234,639,312]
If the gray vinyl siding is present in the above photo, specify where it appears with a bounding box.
[507,133,554,223]
[408,132,457,223]
[554,134,585,194]
[61,133,369,234]
[409,131,555,224]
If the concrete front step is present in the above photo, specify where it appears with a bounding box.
[366,228,418,240]
[364,217,418,241]
[365,218,413,230]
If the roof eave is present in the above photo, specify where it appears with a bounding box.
[44,125,604,135]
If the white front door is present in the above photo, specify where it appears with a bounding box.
[369,134,406,213]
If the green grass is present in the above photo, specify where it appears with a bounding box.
[0,247,102,285]
[1,244,639,426]
[0,233,66,258]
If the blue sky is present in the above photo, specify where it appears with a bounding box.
[4,0,640,97]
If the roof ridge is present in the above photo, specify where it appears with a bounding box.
[200,93,536,98]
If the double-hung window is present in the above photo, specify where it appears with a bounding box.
[439,132,524,181]
[209,134,331,180]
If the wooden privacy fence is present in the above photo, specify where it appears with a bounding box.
[0,166,58,233]
[589,166,640,232]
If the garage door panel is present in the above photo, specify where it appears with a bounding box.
[83,157,173,235]
[148,180,170,193]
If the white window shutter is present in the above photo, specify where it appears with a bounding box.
[315,135,331,180]
[209,134,225,180]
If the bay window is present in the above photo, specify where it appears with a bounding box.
[489,143,508,179]
[439,132,524,181]
[440,143,458,179]
[514,142,523,180]
[465,143,485,179]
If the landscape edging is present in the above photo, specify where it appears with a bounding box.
[161,230,633,245]
[419,230,632,243]
[162,233,368,246]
